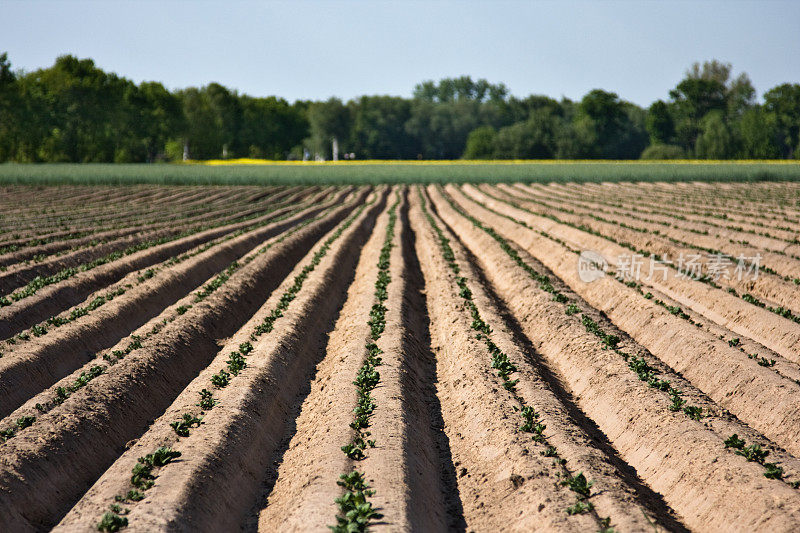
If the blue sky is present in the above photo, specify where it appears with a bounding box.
[3,0,799,106]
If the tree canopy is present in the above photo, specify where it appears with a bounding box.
[0,55,797,162]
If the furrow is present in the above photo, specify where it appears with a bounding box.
[0,187,324,339]
[474,184,800,364]
[452,184,800,457]
[54,188,385,532]
[0,190,368,531]
[0,188,348,418]
[427,184,800,531]
[411,188,598,531]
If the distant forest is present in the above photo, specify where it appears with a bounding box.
[0,53,798,162]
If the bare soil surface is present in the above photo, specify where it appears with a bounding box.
[1,182,799,533]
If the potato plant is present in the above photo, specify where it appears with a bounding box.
[419,189,608,522]
[97,447,181,531]
[330,198,397,530]
[442,187,705,427]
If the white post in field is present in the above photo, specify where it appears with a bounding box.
[332,137,339,162]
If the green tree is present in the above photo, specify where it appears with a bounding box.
[306,97,350,159]
[0,52,20,161]
[727,73,756,118]
[667,61,756,155]
[205,83,241,157]
[413,76,508,103]
[695,110,734,159]
[499,95,563,126]
[27,55,138,162]
[463,126,497,159]
[238,95,307,159]
[137,82,184,161]
[2,52,798,163]
[493,108,562,159]
[646,100,675,145]
[669,77,727,151]
[736,107,780,158]
[640,144,686,159]
[348,96,416,159]
[573,90,647,158]
[686,60,732,85]
[763,83,800,158]
[406,99,503,159]
[180,87,222,159]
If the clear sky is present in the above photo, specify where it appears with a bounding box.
[3,0,799,107]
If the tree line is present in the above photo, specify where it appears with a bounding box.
[0,53,798,162]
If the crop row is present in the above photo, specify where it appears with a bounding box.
[331,195,398,532]
[522,183,800,248]
[478,186,800,328]
[0,199,340,444]
[437,186,706,423]
[438,185,800,492]
[0,190,315,308]
[94,195,372,530]
[419,188,614,528]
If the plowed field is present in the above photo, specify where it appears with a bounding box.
[1,182,800,532]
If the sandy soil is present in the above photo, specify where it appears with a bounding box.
[1,182,799,533]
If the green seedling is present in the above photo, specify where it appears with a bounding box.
[666,305,690,320]
[16,415,35,429]
[541,446,559,457]
[197,389,218,410]
[458,279,473,300]
[170,413,203,437]
[668,390,686,412]
[130,462,155,490]
[565,501,594,515]
[598,516,615,533]
[148,447,181,467]
[116,490,144,502]
[226,351,246,375]
[724,434,745,449]
[127,336,143,351]
[552,292,568,303]
[647,376,671,392]
[97,512,128,532]
[519,406,546,441]
[211,369,231,388]
[561,472,593,499]
[131,447,181,490]
[581,314,620,348]
[764,463,784,480]
[736,443,769,464]
[331,470,383,533]
[109,504,127,515]
[683,405,703,420]
[354,367,380,390]
[341,443,366,460]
